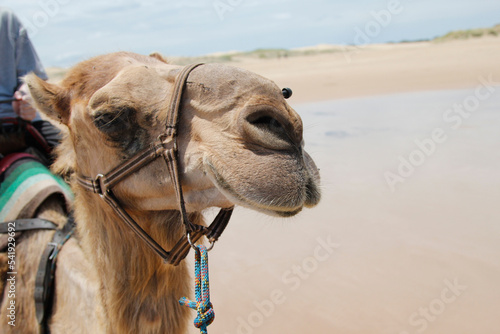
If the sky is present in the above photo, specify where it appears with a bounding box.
[3,0,500,67]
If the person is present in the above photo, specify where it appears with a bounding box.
[0,7,60,162]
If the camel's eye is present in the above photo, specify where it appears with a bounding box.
[93,112,117,129]
[92,107,147,155]
[93,107,134,133]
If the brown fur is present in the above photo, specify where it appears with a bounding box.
[0,52,320,333]
[0,195,69,333]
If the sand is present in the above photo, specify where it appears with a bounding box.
[45,37,500,333]
[234,37,500,103]
[186,37,500,334]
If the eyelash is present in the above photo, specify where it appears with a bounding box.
[93,108,132,130]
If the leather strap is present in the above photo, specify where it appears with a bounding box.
[76,136,171,194]
[164,63,205,233]
[75,63,234,266]
[166,64,203,137]
[167,207,233,266]
[34,216,75,332]
[205,208,233,243]
[0,216,74,333]
[0,219,57,233]
[100,190,170,259]
[162,146,202,234]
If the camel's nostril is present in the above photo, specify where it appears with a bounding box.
[243,111,297,151]
[249,116,284,133]
[238,105,303,151]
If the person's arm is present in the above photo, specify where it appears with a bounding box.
[10,10,48,121]
[12,82,37,121]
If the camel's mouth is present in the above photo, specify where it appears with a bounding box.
[204,159,313,217]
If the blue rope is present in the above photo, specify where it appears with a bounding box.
[179,245,214,334]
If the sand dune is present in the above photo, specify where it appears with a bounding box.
[235,37,500,103]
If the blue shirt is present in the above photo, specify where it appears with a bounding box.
[0,7,48,120]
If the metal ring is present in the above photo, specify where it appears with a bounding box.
[186,232,197,251]
[187,233,216,252]
[206,240,215,252]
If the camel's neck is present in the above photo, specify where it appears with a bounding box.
[75,190,197,333]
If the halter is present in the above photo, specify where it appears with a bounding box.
[76,63,233,266]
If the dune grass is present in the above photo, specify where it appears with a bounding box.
[46,24,500,75]
[433,24,500,42]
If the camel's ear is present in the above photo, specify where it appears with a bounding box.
[149,52,168,64]
[25,73,71,125]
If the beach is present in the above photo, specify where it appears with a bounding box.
[189,37,500,334]
[46,36,500,333]
[234,37,500,103]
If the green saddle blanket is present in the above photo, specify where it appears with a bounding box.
[0,154,73,222]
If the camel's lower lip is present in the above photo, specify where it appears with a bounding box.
[273,207,303,217]
[205,160,304,217]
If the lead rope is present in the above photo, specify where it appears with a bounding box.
[179,244,215,334]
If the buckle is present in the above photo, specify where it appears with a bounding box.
[156,133,176,153]
[94,174,107,197]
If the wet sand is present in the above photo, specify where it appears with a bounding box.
[189,38,500,334]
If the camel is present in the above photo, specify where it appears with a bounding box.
[0,51,320,333]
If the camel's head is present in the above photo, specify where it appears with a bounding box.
[26,52,320,217]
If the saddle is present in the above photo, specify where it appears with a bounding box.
[0,123,74,333]
[0,117,52,165]
[0,153,73,222]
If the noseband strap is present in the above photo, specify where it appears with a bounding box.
[76,63,233,266]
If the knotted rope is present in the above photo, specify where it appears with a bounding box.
[179,245,214,333]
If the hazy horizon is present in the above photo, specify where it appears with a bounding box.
[3,0,500,67]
